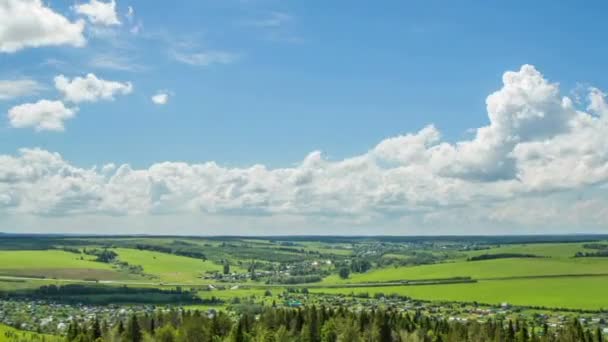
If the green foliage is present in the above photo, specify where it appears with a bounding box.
[61,305,602,342]
[467,253,541,261]
[123,314,143,342]
[1,284,216,305]
[338,267,350,279]
[83,248,118,263]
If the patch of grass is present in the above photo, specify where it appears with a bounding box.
[311,275,608,310]
[0,323,61,342]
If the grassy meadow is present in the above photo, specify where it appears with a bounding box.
[312,275,608,310]
[0,323,61,342]
[113,248,224,283]
[462,242,592,259]
[1,236,607,312]
[322,257,608,284]
[0,250,131,281]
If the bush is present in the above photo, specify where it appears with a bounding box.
[339,267,350,279]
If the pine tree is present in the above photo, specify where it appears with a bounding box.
[231,318,245,342]
[155,325,177,342]
[150,318,156,336]
[90,317,102,341]
[320,319,338,342]
[67,321,79,341]
[308,305,320,342]
[507,320,516,342]
[117,320,125,336]
[124,314,142,342]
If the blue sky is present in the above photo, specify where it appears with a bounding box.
[1,0,608,235]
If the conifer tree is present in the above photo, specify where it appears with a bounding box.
[124,314,142,342]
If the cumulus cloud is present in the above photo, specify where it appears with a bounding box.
[2,65,608,233]
[0,79,44,100]
[54,73,133,103]
[151,92,169,105]
[0,0,86,53]
[74,0,120,26]
[7,100,77,132]
[426,65,578,181]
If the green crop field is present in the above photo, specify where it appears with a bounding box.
[463,243,592,259]
[322,254,608,284]
[312,275,608,310]
[0,323,61,342]
[0,250,131,281]
[113,248,225,283]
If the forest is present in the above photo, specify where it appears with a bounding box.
[64,305,604,342]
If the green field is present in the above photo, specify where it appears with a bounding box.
[113,248,225,283]
[463,243,591,259]
[322,255,608,284]
[0,323,61,342]
[0,238,606,312]
[0,250,131,281]
[312,275,608,310]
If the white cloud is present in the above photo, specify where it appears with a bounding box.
[7,100,77,132]
[248,12,292,28]
[54,73,133,103]
[0,0,86,53]
[126,6,134,21]
[89,55,143,72]
[425,65,578,181]
[0,79,44,100]
[74,0,120,26]
[171,50,239,67]
[151,92,169,105]
[3,64,608,233]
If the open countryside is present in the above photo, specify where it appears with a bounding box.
[3,0,608,340]
[2,235,608,340]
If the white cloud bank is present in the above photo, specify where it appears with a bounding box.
[0,0,86,53]
[74,0,120,26]
[2,65,608,234]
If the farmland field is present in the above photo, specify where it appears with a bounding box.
[0,250,133,281]
[112,248,225,283]
[2,235,608,340]
[312,275,608,310]
[462,242,593,259]
[321,254,608,284]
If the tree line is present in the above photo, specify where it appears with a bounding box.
[467,253,541,262]
[64,305,604,342]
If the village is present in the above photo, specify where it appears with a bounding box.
[2,290,608,337]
